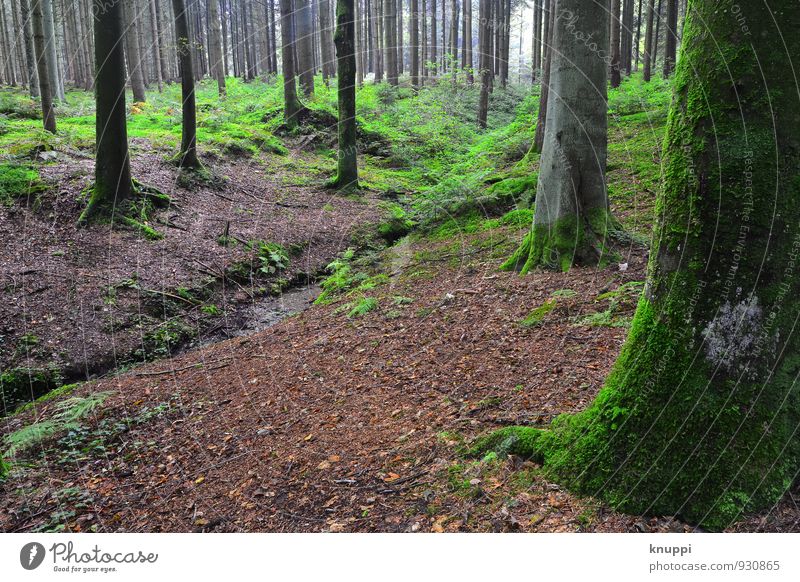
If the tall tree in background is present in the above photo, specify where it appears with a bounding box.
[410,0,419,88]
[209,0,227,96]
[503,0,615,272]
[476,0,491,127]
[172,0,201,168]
[124,0,148,102]
[533,0,553,152]
[610,0,621,88]
[642,0,655,80]
[329,0,358,190]
[30,0,55,133]
[463,0,472,82]
[79,0,132,222]
[295,0,316,95]
[319,0,335,84]
[19,0,39,97]
[482,0,800,530]
[384,0,398,84]
[41,0,63,101]
[279,0,305,126]
[663,0,678,76]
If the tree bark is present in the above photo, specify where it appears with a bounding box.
[20,0,40,97]
[42,0,64,100]
[331,0,358,189]
[30,0,56,132]
[295,0,315,94]
[80,0,132,222]
[663,0,678,77]
[410,0,419,87]
[279,0,305,126]
[209,0,226,95]
[503,0,614,272]
[487,0,800,531]
[532,0,552,152]
[476,0,490,127]
[384,0,398,84]
[610,0,621,88]
[319,0,335,83]
[124,0,148,102]
[642,0,654,81]
[172,0,200,168]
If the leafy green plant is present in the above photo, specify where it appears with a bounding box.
[3,391,113,457]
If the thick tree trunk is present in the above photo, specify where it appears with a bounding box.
[80,0,132,222]
[172,0,200,168]
[448,0,457,68]
[486,0,800,531]
[209,0,226,95]
[504,0,614,273]
[30,0,56,132]
[331,0,358,189]
[279,0,305,126]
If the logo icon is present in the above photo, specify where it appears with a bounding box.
[20,542,46,570]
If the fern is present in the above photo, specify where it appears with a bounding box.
[2,391,113,458]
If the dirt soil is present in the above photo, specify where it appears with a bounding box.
[3,220,797,533]
[0,142,386,401]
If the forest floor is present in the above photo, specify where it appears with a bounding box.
[2,76,798,532]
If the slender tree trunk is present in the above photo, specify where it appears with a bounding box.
[123,0,148,102]
[41,0,63,100]
[610,0,621,88]
[208,0,226,95]
[476,0,490,127]
[384,0,397,84]
[642,0,654,81]
[410,0,419,88]
[331,0,358,189]
[171,0,200,168]
[31,0,56,132]
[504,0,614,273]
[20,0,40,97]
[634,0,643,71]
[464,0,472,82]
[429,0,436,76]
[532,0,553,152]
[279,0,305,126]
[319,0,334,83]
[652,0,662,70]
[294,0,315,94]
[80,0,132,222]
[488,0,800,531]
[663,0,677,77]
[448,0,457,69]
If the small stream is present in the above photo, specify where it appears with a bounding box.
[183,283,321,351]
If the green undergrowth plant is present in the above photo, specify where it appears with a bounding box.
[3,391,113,458]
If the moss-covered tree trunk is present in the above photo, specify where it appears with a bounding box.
[279,0,305,127]
[330,0,358,190]
[78,0,132,223]
[171,0,201,168]
[482,0,800,530]
[503,0,616,273]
